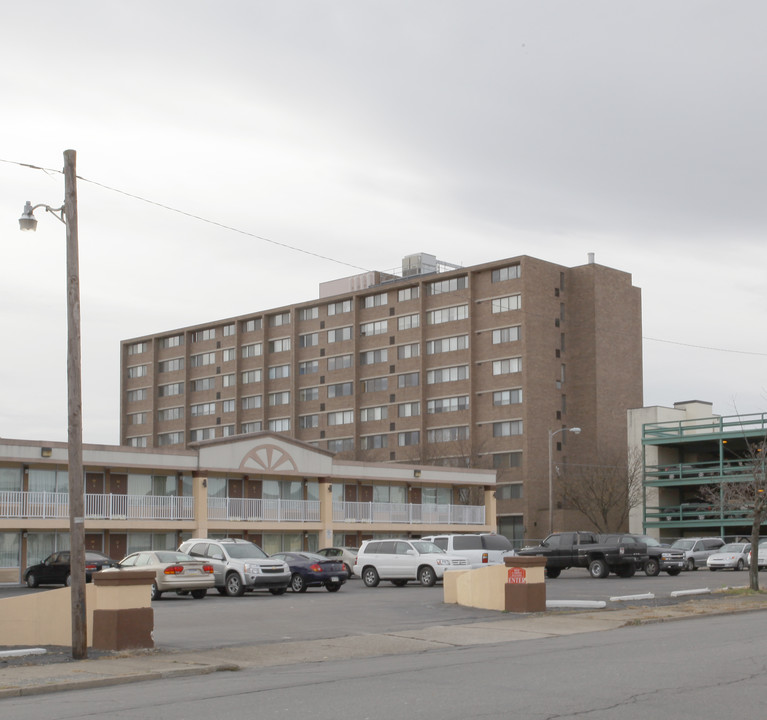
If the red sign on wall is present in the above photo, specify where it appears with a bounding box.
[507,567,527,584]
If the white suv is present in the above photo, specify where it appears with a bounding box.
[179,538,291,596]
[421,533,516,568]
[353,538,469,587]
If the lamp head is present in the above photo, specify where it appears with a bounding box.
[19,201,38,231]
[570,427,582,435]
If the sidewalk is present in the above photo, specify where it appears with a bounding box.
[2,592,766,699]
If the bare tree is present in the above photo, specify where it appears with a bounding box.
[560,448,643,533]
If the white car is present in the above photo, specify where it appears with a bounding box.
[420,533,516,568]
[353,538,469,587]
[748,539,767,570]
[707,543,750,571]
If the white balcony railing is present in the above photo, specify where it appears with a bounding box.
[0,491,194,521]
[207,497,321,522]
[333,501,485,525]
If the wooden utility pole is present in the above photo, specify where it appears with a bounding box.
[64,149,87,659]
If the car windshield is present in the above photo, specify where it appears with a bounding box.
[671,540,695,550]
[226,543,268,559]
[410,541,444,555]
[720,544,747,553]
[155,551,194,563]
[637,536,662,548]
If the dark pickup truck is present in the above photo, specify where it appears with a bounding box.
[516,531,648,579]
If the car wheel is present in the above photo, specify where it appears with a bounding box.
[291,573,307,593]
[362,566,380,587]
[736,559,745,571]
[216,586,227,596]
[666,568,681,576]
[150,582,162,601]
[190,589,207,599]
[545,567,561,579]
[225,573,245,597]
[26,573,39,588]
[687,558,696,571]
[644,558,660,577]
[418,565,437,587]
[269,587,287,595]
[325,582,341,592]
[391,579,408,587]
[709,567,718,571]
[588,558,609,579]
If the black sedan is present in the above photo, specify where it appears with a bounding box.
[270,551,348,593]
[24,550,119,588]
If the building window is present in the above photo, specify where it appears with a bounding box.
[269,391,290,406]
[493,420,523,437]
[190,428,216,442]
[493,454,523,470]
[427,396,469,414]
[398,401,420,417]
[158,406,183,422]
[328,354,353,371]
[191,378,214,392]
[299,387,319,402]
[159,382,184,397]
[492,358,522,375]
[269,312,290,327]
[157,431,184,446]
[299,414,319,429]
[360,320,387,336]
[328,326,352,343]
[268,364,290,380]
[427,365,469,384]
[398,286,419,302]
[397,343,419,359]
[128,412,147,425]
[241,421,262,434]
[269,338,291,353]
[492,326,520,344]
[426,305,468,325]
[222,323,235,336]
[222,399,235,413]
[360,348,388,365]
[190,402,216,417]
[327,299,352,316]
[299,360,319,375]
[242,343,263,358]
[491,295,521,313]
[362,292,388,308]
[493,389,523,405]
[222,348,236,362]
[127,436,148,448]
[242,395,262,410]
[269,418,291,432]
[192,328,216,342]
[398,431,420,447]
[222,373,236,387]
[242,318,262,333]
[160,335,183,349]
[491,265,521,283]
[360,434,388,449]
[397,314,420,330]
[127,389,147,402]
[222,425,236,437]
[426,335,468,354]
[299,332,318,348]
[127,342,147,355]
[127,365,147,378]
[427,276,467,295]
[298,306,319,321]
[360,406,388,422]
[327,382,354,398]
[242,370,262,384]
[159,358,184,372]
[397,372,419,388]
[191,352,216,367]
[327,410,354,426]
[427,426,469,443]
[328,438,354,452]
[361,377,388,393]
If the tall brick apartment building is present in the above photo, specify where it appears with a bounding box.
[120,253,643,542]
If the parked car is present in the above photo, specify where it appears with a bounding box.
[353,538,470,587]
[108,550,215,600]
[315,546,358,577]
[748,539,767,570]
[420,533,515,568]
[24,550,118,588]
[271,551,348,593]
[611,534,685,576]
[178,538,291,596]
[707,543,751,571]
[670,537,726,570]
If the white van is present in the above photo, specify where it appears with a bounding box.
[420,533,516,568]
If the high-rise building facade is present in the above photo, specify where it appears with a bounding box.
[120,253,643,541]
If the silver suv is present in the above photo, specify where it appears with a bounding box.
[670,537,725,570]
[179,538,290,596]
[421,533,515,568]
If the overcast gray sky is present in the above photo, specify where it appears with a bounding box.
[2,1,765,445]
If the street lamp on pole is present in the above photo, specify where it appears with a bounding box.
[548,426,581,535]
[19,149,86,660]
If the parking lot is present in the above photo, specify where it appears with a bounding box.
[0,565,753,651]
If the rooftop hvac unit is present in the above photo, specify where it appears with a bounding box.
[402,253,437,277]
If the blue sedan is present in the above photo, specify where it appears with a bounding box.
[271,551,348,593]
